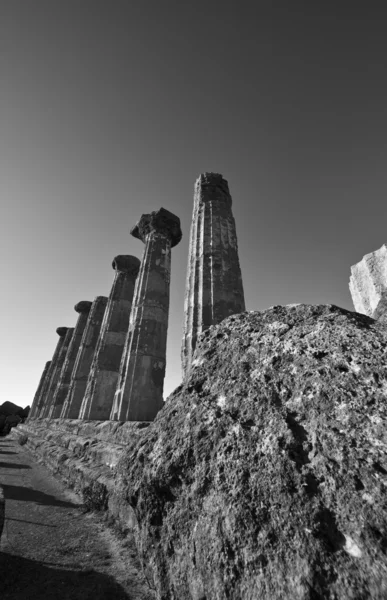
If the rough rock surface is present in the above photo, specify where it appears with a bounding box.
[115,304,387,600]
[349,243,387,321]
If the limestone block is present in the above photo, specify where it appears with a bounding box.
[116,304,387,599]
[61,296,108,419]
[349,243,387,321]
[181,172,245,378]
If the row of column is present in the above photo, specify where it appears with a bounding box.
[29,172,246,423]
[29,207,182,422]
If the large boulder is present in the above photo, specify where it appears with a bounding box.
[116,304,387,600]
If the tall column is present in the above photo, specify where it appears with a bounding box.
[181,172,245,378]
[40,327,74,418]
[34,327,69,418]
[79,257,140,420]
[28,361,52,420]
[62,295,108,419]
[111,208,182,422]
[49,301,92,418]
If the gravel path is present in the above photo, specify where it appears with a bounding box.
[0,436,155,600]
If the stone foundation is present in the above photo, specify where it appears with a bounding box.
[10,418,150,533]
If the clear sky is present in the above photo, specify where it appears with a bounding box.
[1,1,387,408]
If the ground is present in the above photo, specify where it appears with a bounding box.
[0,435,155,600]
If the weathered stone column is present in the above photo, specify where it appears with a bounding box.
[34,327,69,418]
[40,327,74,418]
[48,301,92,418]
[111,208,182,422]
[79,257,140,420]
[28,361,52,420]
[181,172,245,377]
[349,243,387,322]
[62,295,108,419]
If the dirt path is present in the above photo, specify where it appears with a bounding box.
[0,436,155,600]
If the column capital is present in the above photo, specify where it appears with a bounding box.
[74,301,93,314]
[130,207,182,247]
[56,327,69,337]
[195,172,231,206]
[112,255,141,275]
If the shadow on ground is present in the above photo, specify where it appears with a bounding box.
[2,485,79,509]
[0,462,31,470]
[0,451,17,455]
[0,552,131,600]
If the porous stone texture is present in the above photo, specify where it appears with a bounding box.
[111,208,182,422]
[181,172,245,379]
[28,360,51,419]
[34,327,70,419]
[62,296,108,419]
[113,304,387,599]
[350,243,387,322]
[80,257,140,421]
[49,301,92,419]
[40,328,74,418]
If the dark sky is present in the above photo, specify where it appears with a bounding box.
[1,1,387,407]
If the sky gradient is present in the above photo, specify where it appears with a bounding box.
[2,2,387,407]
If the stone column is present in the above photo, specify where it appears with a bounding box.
[40,327,74,418]
[48,301,93,418]
[349,243,387,322]
[78,257,140,420]
[28,361,52,420]
[111,208,182,422]
[34,327,69,418]
[181,172,245,378]
[62,295,108,419]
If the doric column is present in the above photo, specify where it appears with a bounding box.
[79,257,140,420]
[181,172,245,378]
[40,327,74,418]
[34,327,69,418]
[111,208,182,422]
[28,361,52,420]
[62,296,108,419]
[49,301,92,418]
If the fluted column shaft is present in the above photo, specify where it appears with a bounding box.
[35,327,69,418]
[28,361,52,420]
[62,296,108,419]
[79,257,140,420]
[49,301,92,418]
[111,208,182,422]
[41,328,74,418]
[181,172,245,377]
